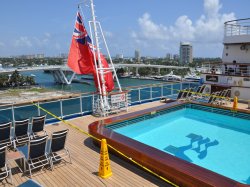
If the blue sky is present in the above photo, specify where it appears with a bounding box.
[0,0,249,58]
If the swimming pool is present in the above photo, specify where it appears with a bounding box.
[89,102,250,186]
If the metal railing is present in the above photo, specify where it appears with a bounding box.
[225,18,250,37]
[201,65,250,76]
[0,82,200,124]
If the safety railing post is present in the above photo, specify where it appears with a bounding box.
[161,85,163,98]
[171,84,173,96]
[80,95,83,114]
[92,94,95,113]
[60,99,63,118]
[11,104,15,123]
[37,102,41,116]
[138,88,141,103]
[150,86,152,100]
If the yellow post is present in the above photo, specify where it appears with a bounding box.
[98,139,112,179]
[233,96,238,110]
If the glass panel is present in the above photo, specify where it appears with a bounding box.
[152,87,161,99]
[81,96,92,112]
[0,108,12,123]
[140,87,150,101]
[182,82,190,90]
[62,98,81,116]
[40,101,61,120]
[163,85,172,96]
[130,89,139,103]
[173,83,181,94]
[14,105,38,121]
[190,83,200,91]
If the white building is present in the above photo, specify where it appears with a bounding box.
[179,42,193,64]
[134,50,141,63]
[166,53,173,60]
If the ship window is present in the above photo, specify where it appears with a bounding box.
[226,53,228,56]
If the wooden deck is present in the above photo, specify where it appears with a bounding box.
[1,101,172,187]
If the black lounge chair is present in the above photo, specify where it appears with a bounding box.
[190,85,206,100]
[176,90,184,100]
[13,119,30,148]
[0,122,13,149]
[207,92,220,104]
[49,129,71,170]
[31,115,47,138]
[217,89,231,105]
[0,146,13,184]
[19,135,50,177]
[195,86,202,93]
[179,89,189,100]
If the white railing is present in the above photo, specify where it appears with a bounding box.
[225,18,250,37]
[0,82,200,123]
[201,65,250,76]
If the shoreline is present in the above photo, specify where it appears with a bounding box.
[0,87,81,106]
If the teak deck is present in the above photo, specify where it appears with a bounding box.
[1,101,170,187]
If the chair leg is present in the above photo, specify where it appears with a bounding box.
[28,164,32,178]
[67,150,72,164]
[9,169,13,185]
[50,157,54,171]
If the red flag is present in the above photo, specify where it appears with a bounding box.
[67,12,94,74]
[68,11,114,93]
[93,53,115,93]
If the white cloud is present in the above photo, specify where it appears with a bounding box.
[14,37,32,47]
[132,0,236,57]
[33,33,51,47]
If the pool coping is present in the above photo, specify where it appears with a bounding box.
[88,101,249,187]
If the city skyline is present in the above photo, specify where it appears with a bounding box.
[0,0,249,58]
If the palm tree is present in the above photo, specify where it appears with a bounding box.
[9,70,21,87]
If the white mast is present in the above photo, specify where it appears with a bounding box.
[81,0,125,116]
[89,0,109,115]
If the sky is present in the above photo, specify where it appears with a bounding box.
[0,0,249,58]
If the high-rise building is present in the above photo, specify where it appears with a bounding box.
[166,53,173,60]
[134,50,141,63]
[179,42,193,64]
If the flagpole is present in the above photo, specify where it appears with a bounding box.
[89,0,109,115]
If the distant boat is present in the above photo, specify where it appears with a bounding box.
[119,74,132,78]
[118,72,132,78]
[151,75,164,80]
[162,71,181,81]
[183,73,201,82]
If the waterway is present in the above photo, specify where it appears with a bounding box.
[22,70,166,93]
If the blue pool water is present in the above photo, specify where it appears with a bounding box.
[113,107,250,184]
